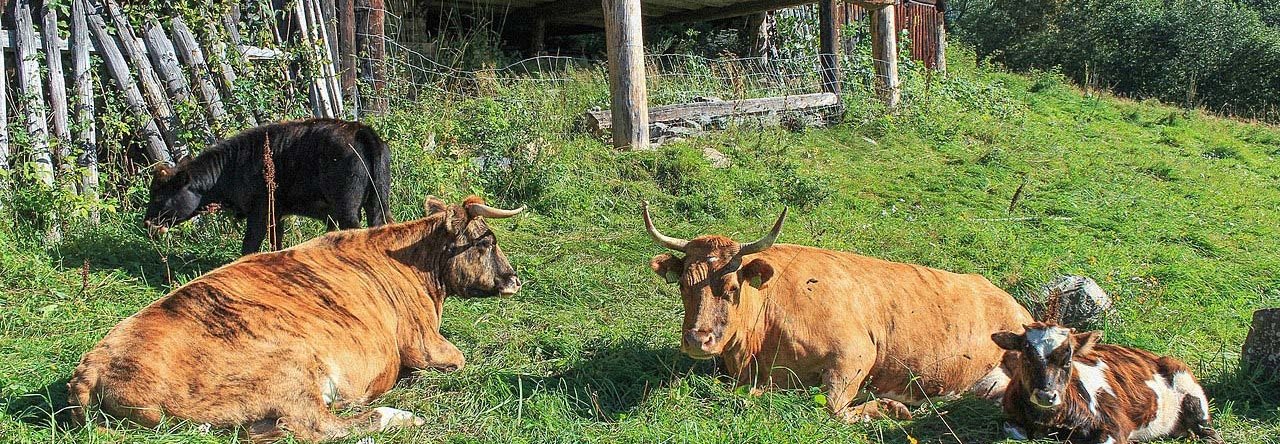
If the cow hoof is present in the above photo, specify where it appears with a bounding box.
[374,407,425,430]
[837,399,914,423]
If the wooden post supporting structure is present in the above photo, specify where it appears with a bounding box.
[818,0,841,97]
[338,0,358,115]
[86,5,174,167]
[602,0,649,150]
[932,0,947,73]
[367,0,387,114]
[41,2,72,173]
[0,9,10,188]
[71,0,98,222]
[868,2,900,109]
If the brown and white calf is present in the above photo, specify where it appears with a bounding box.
[69,196,524,442]
[992,322,1222,444]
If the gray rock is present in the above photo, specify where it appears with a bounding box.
[1033,275,1114,327]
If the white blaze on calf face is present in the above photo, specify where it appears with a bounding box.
[1025,326,1071,359]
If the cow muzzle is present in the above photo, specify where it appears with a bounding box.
[1031,389,1061,409]
[497,275,522,297]
[682,328,721,359]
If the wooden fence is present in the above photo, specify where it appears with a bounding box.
[0,0,387,210]
[836,0,945,70]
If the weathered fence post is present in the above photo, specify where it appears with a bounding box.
[71,0,99,222]
[818,0,842,97]
[86,4,174,167]
[143,20,194,105]
[602,0,650,150]
[309,0,344,116]
[295,0,336,118]
[41,2,73,173]
[15,0,59,241]
[867,1,900,109]
[338,0,360,115]
[0,21,10,185]
[356,0,388,114]
[170,17,232,130]
[15,0,55,187]
[103,0,188,161]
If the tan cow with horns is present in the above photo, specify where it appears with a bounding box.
[68,196,525,442]
[643,202,1035,421]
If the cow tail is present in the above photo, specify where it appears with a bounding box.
[356,126,393,226]
[65,362,99,428]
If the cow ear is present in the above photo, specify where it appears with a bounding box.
[739,259,774,289]
[424,195,449,216]
[1073,330,1103,354]
[991,331,1025,351]
[650,253,683,284]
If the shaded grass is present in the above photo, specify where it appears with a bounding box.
[2,52,1279,443]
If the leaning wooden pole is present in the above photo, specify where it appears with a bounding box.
[869,3,900,109]
[0,23,10,185]
[295,0,336,118]
[15,0,56,187]
[86,5,174,166]
[41,2,73,173]
[602,0,650,149]
[170,17,233,130]
[71,0,99,222]
[308,0,344,116]
[102,0,188,161]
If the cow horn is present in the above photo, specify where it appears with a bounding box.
[738,207,787,255]
[467,203,526,219]
[642,201,689,252]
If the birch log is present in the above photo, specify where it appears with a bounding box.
[309,0,344,116]
[296,0,335,118]
[15,0,55,186]
[170,17,232,130]
[85,5,174,166]
[71,0,99,221]
[103,0,188,161]
[41,2,73,171]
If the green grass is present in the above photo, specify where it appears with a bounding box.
[2,53,1279,443]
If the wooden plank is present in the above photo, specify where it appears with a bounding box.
[169,17,231,129]
[85,2,173,166]
[582,92,839,140]
[870,4,899,108]
[71,0,99,221]
[41,2,72,171]
[602,0,649,149]
[14,0,55,187]
[818,0,841,96]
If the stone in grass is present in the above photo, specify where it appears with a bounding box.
[1032,275,1114,327]
[1241,308,1280,384]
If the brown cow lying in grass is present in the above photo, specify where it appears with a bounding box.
[642,202,1035,421]
[992,322,1222,443]
[68,196,525,442]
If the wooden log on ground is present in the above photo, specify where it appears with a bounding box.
[582,93,839,144]
[602,0,649,149]
[85,4,173,166]
[41,2,72,172]
[71,0,98,222]
[1242,308,1280,383]
[170,17,232,130]
[102,0,188,161]
[14,0,55,187]
[869,4,900,109]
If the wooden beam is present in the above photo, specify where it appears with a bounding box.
[535,0,599,18]
[932,0,946,72]
[85,3,173,166]
[71,0,98,221]
[583,92,839,141]
[41,2,72,172]
[870,4,899,109]
[602,0,649,149]
[818,0,841,96]
[650,0,814,25]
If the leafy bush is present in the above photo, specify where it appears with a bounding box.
[951,0,1280,121]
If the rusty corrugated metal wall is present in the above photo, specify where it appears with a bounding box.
[836,0,943,69]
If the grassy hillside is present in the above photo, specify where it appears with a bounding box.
[2,54,1278,443]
